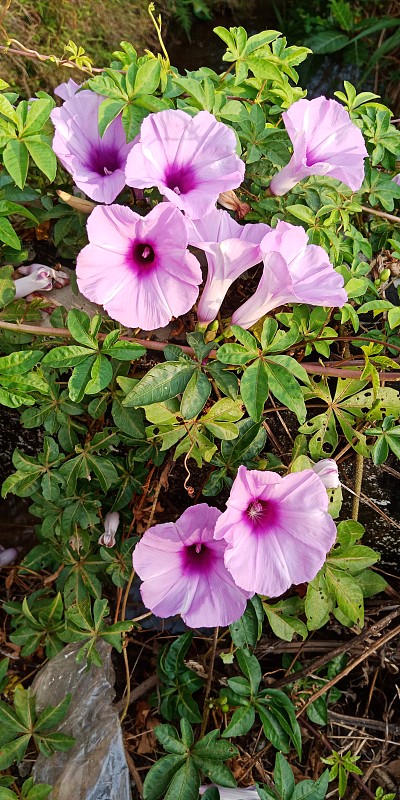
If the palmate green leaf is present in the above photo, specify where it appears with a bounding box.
[121,103,147,140]
[240,359,269,421]
[143,754,186,800]
[111,396,145,438]
[35,693,71,733]
[123,361,197,406]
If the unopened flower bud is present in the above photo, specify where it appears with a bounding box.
[98,511,120,547]
[0,546,19,566]
[218,190,250,220]
[312,459,340,489]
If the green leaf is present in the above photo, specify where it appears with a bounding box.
[0,94,18,124]
[143,754,186,800]
[98,98,125,136]
[222,703,255,738]
[123,362,197,406]
[328,545,379,575]
[0,266,16,306]
[265,356,307,422]
[35,694,71,732]
[154,725,187,755]
[325,566,364,625]
[102,340,146,360]
[134,60,161,95]
[42,346,94,368]
[305,572,332,631]
[164,759,200,800]
[306,30,350,53]
[22,98,54,135]
[217,343,257,365]
[230,597,263,648]
[3,140,29,189]
[246,57,282,82]
[25,141,57,182]
[180,370,211,419]
[66,309,97,348]
[85,353,113,395]
[274,752,295,800]
[0,733,31,769]
[236,648,261,694]
[68,357,95,402]
[240,359,269,422]
[0,217,20,249]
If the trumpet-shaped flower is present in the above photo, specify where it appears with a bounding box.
[76,202,202,330]
[269,97,367,196]
[125,109,245,219]
[214,466,336,597]
[51,90,134,204]
[132,504,251,628]
[312,459,340,489]
[54,78,80,101]
[231,221,347,329]
[187,209,270,324]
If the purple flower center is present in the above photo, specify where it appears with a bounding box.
[133,243,156,265]
[86,145,122,177]
[181,542,214,575]
[246,498,279,532]
[165,164,196,195]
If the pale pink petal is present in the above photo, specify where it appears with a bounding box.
[126,110,245,219]
[312,459,340,489]
[51,91,134,204]
[214,467,336,597]
[270,97,367,195]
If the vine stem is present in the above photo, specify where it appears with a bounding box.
[361,204,400,224]
[351,453,364,521]
[200,626,219,738]
[1,319,400,381]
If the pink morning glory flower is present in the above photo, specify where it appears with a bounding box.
[393,174,400,186]
[125,109,245,219]
[132,504,251,628]
[312,459,340,489]
[269,97,368,196]
[51,90,134,204]
[187,209,270,325]
[214,466,337,597]
[54,78,81,101]
[76,202,202,330]
[231,221,347,329]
